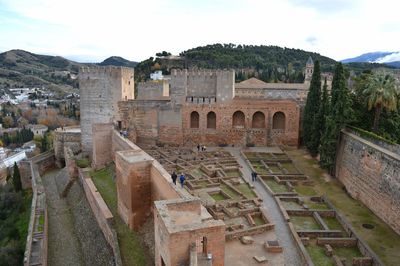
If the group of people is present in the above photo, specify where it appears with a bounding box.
[251,171,258,182]
[196,144,207,152]
[171,171,186,188]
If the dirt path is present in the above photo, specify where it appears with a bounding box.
[226,147,304,266]
[42,169,84,266]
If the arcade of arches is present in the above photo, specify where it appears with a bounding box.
[190,110,286,130]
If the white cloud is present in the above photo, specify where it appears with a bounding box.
[0,0,399,62]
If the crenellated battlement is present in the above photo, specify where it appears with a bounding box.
[171,68,234,78]
[79,66,134,77]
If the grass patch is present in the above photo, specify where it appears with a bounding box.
[252,165,269,174]
[281,162,299,174]
[306,241,335,266]
[235,183,257,199]
[323,217,344,232]
[265,180,289,193]
[189,168,206,178]
[225,169,241,177]
[37,213,45,232]
[282,201,303,210]
[210,192,228,201]
[220,184,241,199]
[334,246,363,265]
[76,158,90,168]
[291,216,321,230]
[267,164,282,173]
[91,165,150,266]
[287,149,400,265]
[252,215,265,226]
[295,185,317,196]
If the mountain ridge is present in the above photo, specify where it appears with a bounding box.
[341,51,400,68]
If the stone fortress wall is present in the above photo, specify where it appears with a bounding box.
[79,66,134,156]
[53,126,81,165]
[335,128,400,235]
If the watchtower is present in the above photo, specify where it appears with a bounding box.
[79,66,134,156]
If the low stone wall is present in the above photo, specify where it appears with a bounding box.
[64,147,78,180]
[24,160,49,266]
[323,197,384,266]
[316,238,357,247]
[335,129,400,235]
[54,126,81,164]
[30,151,56,176]
[79,169,122,266]
[150,160,184,203]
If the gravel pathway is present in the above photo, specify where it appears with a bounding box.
[227,147,304,266]
[42,169,84,266]
[56,168,115,266]
[42,168,114,266]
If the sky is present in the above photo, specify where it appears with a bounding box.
[0,0,399,63]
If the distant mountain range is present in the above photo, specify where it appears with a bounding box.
[342,51,400,68]
[1,47,398,96]
[98,56,137,68]
[0,50,137,95]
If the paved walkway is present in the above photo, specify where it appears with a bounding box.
[42,169,84,266]
[225,147,304,266]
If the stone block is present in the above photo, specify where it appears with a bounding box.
[324,244,333,257]
[253,256,268,264]
[240,236,254,245]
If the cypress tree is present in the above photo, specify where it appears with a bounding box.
[41,135,47,152]
[12,162,22,192]
[319,77,330,136]
[303,60,322,156]
[319,63,352,173]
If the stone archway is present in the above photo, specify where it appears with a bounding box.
[252,111,265,128]
[272,112,285,130]
[232,111,245,128]
[190,111,200,128]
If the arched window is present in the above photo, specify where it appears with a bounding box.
[232,111,245,128]
[272,112,286,130]
[207,111,216,129]
[252,111,265,128]
[190,111,199,128]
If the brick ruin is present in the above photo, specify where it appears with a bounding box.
[78,61,318,151]
[242,151,384,266]
[75,60,395,265]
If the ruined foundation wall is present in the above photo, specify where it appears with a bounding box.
[54,127,81,163]
[79,169,122,265]
[335,130,400,235]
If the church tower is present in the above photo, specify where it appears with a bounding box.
[304,56,314,83]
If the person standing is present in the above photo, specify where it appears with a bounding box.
[171,171,177,185]
[179,173,186,188]
[253,171,258,181]
[197,144,200,152]
[251,171,255,182]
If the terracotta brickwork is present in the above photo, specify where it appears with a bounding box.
[335,130,400,235]
[182,99,300,146]
[154,199,225,266]
[115,150,153,230]
[92,123,113,170]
